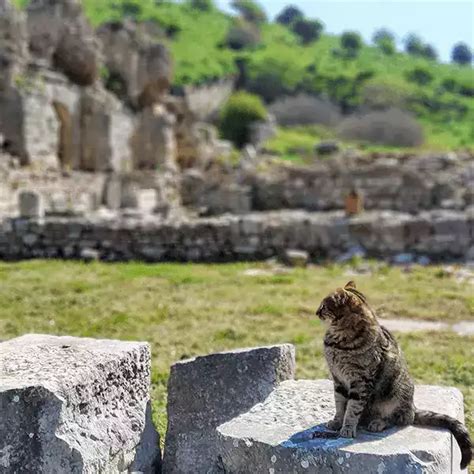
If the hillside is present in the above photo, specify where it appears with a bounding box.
[13,0,474,150]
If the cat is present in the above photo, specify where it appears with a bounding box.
[316,281,472,470]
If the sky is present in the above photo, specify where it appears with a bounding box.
[215,0,474,62]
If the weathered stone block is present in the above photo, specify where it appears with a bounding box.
[18,191,44,218]
[217,379,467,473]
[0,334,160,473]
[163,344,296,473]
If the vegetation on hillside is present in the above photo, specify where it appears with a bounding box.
[1,260,472,445]
[13,0,474,150]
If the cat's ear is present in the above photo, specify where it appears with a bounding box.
[344,280,357,290]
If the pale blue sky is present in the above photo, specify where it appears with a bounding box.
[215,0,474,62]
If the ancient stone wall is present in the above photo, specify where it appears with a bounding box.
[1,208,472,262]
[182,153,474,216]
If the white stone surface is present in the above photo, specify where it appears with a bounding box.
[217,379,467,473]
[0,334,160,473]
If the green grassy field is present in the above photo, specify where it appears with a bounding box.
[1,260,472,445]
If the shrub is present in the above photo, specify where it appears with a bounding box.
[451,42,473,66]
[291,18,324,45]
[226,21,260,50]
[231,0,267,24]
[361,80,412,110]
[405,67,433,86]
[246,54,302,102]
[338,108,424,147]
[340,31,362,57]
[219,92,267,148]
[275,5,304,26]
[269,94,341,126]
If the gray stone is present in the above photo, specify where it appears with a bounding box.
[315,140,340,155]
[283,249,309,267]
[217,379,467,474]
[0,334,160,473]
[80,247,100,262]
[19,191,44,218]
[163,344,296,474]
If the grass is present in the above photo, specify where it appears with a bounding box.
[0,260,473,445]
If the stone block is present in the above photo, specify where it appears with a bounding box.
[0,334,160,473]
[283,249,309,267]
[217,379,467,474]
[18,191,44,218]
[163,344,296,474]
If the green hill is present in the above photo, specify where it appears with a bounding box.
[14,0,474,150]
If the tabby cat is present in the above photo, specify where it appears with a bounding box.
[316,281,472,470]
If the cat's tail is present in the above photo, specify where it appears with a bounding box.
[414,409,472,469]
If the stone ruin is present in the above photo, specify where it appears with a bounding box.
[1,0,473,264]
[0,335,468,473]
[0,0,233,220]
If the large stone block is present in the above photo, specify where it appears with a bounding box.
[0,334,160,473]
[163,344,296,473]
[217,379,467,473]
[18,190,44,218]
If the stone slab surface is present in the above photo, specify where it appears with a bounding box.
[0,334,160,473]
[163,344,295,474]
[217,379,467,474]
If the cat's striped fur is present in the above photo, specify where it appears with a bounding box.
[316,281,472,470]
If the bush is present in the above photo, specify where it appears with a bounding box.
[231,0,267,24]
[451,42,473,66]
[275,5,304,26]
[226,21,260,50]
[340,31,362,57]
[291,18,324,45]
[361,80,412,111]
[246,54,302,102]
[219,92,267,148]
[338,108,424,147]
[269,94,340,126]
[405,67,433,86]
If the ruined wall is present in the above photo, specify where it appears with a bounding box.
[1,208,473,262]
[182,153,474,215]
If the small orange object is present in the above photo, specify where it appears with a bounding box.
[345,189,363,216]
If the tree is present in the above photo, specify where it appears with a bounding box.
[372,28,396,55]
[404,34,424,56]
[291,18,323,45]
[340,31,362,58]
[372,28,395,44]
[422,44,437,61]
[275,5,304,26]
[231,0,267,24]
[188,0,214,11]
[451,42,473,66]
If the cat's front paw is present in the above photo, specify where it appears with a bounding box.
[367,419,386,433]
[326,419,343,431]
[339,425,357,438]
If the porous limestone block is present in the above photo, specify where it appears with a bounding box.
[217,379,467,474]
[18,191,44,218]
[163,344,296,473]
[0,334,160,473]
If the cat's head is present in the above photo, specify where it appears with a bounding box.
[316,281,370,323]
